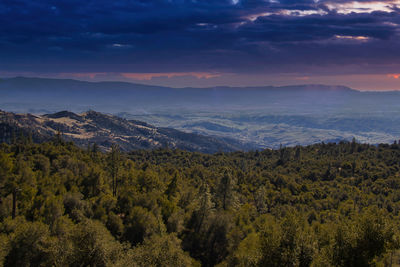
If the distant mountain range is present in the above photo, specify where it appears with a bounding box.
[2,76,400,115]
[0,110,252,153]
[0,76,388,114]
[1,77,400,148]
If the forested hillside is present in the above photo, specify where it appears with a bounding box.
[1,137,400,266]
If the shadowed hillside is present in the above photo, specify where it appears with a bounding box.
[0,110,252,153]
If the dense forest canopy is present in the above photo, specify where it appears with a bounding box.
[1,136,400,266]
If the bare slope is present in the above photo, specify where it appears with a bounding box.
[0,110,251,153]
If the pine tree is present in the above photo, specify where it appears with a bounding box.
[108,144,121,197]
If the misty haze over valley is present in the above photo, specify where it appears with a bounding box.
[1,77,399,149]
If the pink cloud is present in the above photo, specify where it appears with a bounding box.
[387,74,400,79]
[121,72,220,80]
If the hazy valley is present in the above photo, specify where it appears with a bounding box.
[1,77,400,149]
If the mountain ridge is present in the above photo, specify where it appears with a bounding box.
[0,76,367,115]
[0,109,253,153]
[0,76,357,92]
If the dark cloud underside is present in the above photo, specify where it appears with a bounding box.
[1,0,400,82]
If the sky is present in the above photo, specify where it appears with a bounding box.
[1,0,400,90]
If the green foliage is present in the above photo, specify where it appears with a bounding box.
[1,141,400,266]
[332,208,395,267]
[257,213,315,267]
[1,217,53,266]
[70,219,125,266]
[125,234,199,267]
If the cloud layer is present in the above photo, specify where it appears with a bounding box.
[1,0,400,87]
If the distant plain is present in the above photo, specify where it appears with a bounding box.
[2,77,400,149]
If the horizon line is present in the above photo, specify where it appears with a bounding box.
[0,75,385,92]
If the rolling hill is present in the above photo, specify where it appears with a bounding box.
[0,110,252,153]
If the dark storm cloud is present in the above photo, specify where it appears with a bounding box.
[0,0,399,74]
